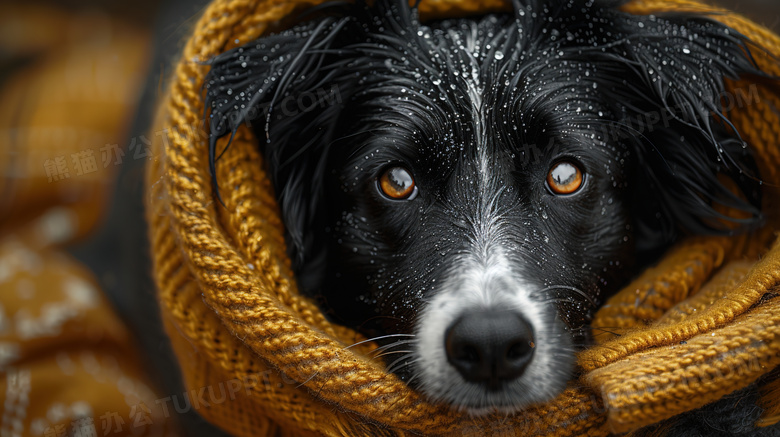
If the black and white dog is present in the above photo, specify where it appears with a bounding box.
[205,0,762,413]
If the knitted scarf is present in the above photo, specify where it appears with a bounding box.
[146,0,780,435]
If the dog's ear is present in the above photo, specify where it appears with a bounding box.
[592,12,766,253]
[204,0,423,286]
[204,11,360,274]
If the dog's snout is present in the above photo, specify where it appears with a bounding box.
[445,310,535,389]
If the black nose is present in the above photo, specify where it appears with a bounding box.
[445,310,535,389]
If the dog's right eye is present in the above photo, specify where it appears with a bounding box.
[379,166,417,200]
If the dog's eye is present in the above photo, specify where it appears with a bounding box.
[547,161,584,195]
[379,166,416,200]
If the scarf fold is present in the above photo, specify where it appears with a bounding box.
[146,0,780,435]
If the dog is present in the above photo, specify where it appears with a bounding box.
[204,0,762,413]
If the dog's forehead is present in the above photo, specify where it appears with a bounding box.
[353,19,618,139]
[350,83,612,168]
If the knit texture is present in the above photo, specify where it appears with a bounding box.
[146,0,780,435]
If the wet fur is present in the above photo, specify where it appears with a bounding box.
[205,0,762,412]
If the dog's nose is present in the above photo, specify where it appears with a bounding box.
[445,310,535,389]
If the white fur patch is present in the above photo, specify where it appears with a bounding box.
[413,251,573,412]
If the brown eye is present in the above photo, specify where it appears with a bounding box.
[547,161,584,195]
[379,166,416,199]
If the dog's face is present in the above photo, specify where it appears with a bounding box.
[206,0,762,413]
[321,15,635,408]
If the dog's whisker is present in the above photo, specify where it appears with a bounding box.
[343,334,415,350]
[535,285,598,308]
[386,355,419,376]
[374,349,413,359]
[403,373,421,387]
[368,339,417,355]
[535,297,588,306]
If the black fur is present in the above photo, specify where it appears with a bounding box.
[204,0,764,412]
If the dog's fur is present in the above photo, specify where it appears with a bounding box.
[205,0,762,413]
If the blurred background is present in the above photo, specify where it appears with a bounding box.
[0,0,208,239]
[0,0,778,435]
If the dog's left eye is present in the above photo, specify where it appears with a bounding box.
[547,161,584,195]
[379,166,417,200]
